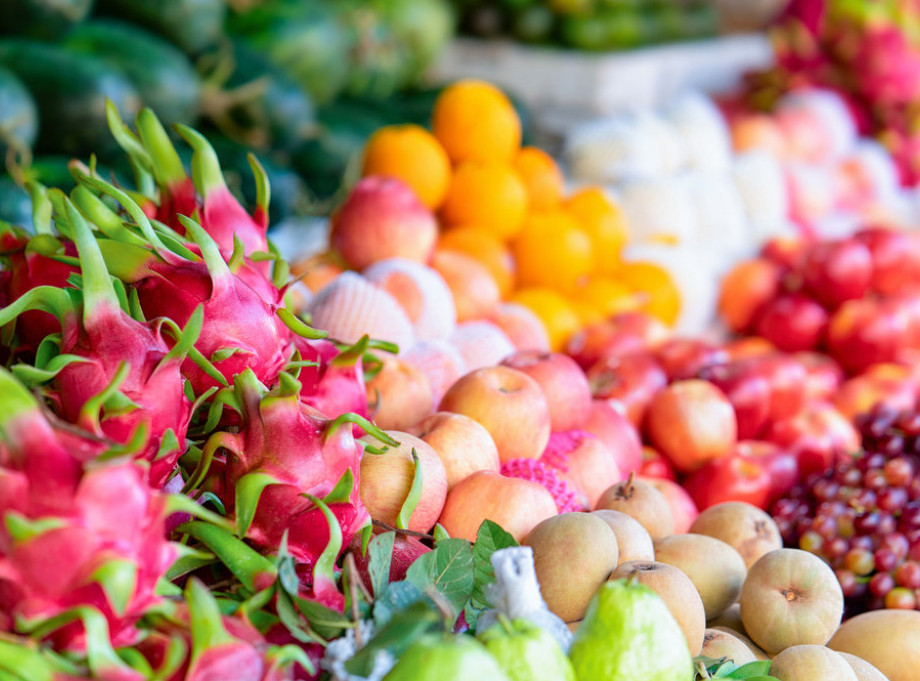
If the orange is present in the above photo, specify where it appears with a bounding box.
[575,276,641,321]
[509,287,582,352]
[437,226,516,298]
[440,161,529,240]
[565,187,629,275]
[362,124,452,209]
[615,261,681,327]
[513,146,564,210]
[511,209,594,294]
[432,79,522,164]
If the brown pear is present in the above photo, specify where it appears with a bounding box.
[689,501,782,569]
[700,628,756,666]
[769,645,858,681]
[837,652,892,681]
[591,509,655,565]
[595,473,674,540]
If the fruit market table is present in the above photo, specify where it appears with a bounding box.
[429,34,774,135]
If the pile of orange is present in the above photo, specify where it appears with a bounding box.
[359,79,681,351]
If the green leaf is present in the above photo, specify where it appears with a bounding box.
[345,601,442,677]
[405,538,474,618]
[178,521,277,594]
[396,449,423,531]
[322,468,355,506]
[373,581,424,627]
[290,593,352,641]
[367,532,395,599]
[91,559,137,616]
[433,524,450,543]
[234,471,280,537]
[276,590,323,645]
[724,661,772,678]
[470,520,518,611]
[164,545,216,582]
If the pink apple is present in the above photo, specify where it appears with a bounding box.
[794,351,844,404]
[541,430,622,509]
[438,365,551,463]
[359,430,448,533]
[855,226,920,295]
[827,297,912,374]
[406,411,501,491]
[566,312,670,370]
[653,337,728,382]
[643,477,698,534]
[745,353,808,425]
[833,363,918,421]
[764,402,861,478]
[753,294,829,353]
[698,360,772,441]
[330,176,438,270]
[760,234,808,270]
[437,470,557,542]
[581,399,643,474]
[500,350,592,432]
[365,354,434,431]
[801,238,873,310]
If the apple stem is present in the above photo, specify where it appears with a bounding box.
[342,552,364,648]
[623,470,635,496]
[371,519,435,542]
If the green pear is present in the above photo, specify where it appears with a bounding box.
[383,633,510,681]
[478,617,576,681]
[568,578,693,681]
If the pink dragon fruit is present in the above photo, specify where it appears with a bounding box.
[190,370,396,598]
[852,26,920,107]
[293,335,368,421]
[0,368,175,657]
[0,197,197,486]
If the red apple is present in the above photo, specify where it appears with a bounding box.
[349,533,431,586]
[682,451,774,511]
[541,430,622,508]
[500,350,592,432]
[645,379,738,474]
[581,399,643,474]
[764,402,861,478]
[833,363,918,421]
[406,411,501,491]
[566,312,669,371]
[733,440,799,503]
[854,226,920,296]
[753,294,829,353]
[745,353,808,425]
[794,351,844,403]
[586,351,668,428]
[359,430,448,532]
[365,354,434,431]
[438,365,551,463]
[800,238,873,309]
[643,476,698,533]
[437,470,557,542]
[654,338,729,382]
[638,446,676,481]
[760,234,808,270]
[722,337,777,362]
[717,258,782,333]
[827,297,912,375]
[331,176,438,270]
[698,360,772,440]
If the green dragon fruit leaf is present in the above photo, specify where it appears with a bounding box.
[91,558,138,617]
[248,153,270,220]
[65,196,122,324]
[24,233,64,259]
[176,214,231,281]
[322,469,355,506]
[227,234,246,272]
[0,367,43,427]
[178,521,278,594]
[105,100,153,174]
[185,578,238,661]
[136,108,187,190]
[26,182,53,236]
[160,303,205,368]
[147,633,189,681]
[153,429,181,463]
[164,544,216,583]
[70,185,147,247]
[116,647,154,677]
[77,361,130,432]
[302,494,343,599]
[198,386,242,434]
[268,241,290,291]
[288,591,352,641]
[157,315,228,391]
[235,471,282,538]
[10,352,88,386]
[275,589,325,645]
[326,413,399,448]
[128,287,145,322]
[94,239,158,283]
[164,493,235,531]
[276,307,328,340]
[264,644,316,678]
[0,639,55,681]
[182,430,241,493]
[332,335,370,368]
[0,285,74,333]
[4,512,66,544]
[396,449,423,531]
[175,124,228,199]
[20,606,143,680]
[45,187,73,240]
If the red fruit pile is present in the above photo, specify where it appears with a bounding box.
[719,229,920,374]
[771,404,920,616]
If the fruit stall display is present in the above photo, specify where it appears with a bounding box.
[0,0,458,225]
[3,75,919,679]
[451,0,720,50]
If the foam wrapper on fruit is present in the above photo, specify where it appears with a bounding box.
[665,91,734,173]
[732,150,789,226]
[477,546,574,653]
[322,620,396,681]
[679,171,753,271]
[775,89,858,164]
[618,176,700,246]
[450,321,515,371]
[564,115,670,185]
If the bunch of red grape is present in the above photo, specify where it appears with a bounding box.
[771,404,920,616]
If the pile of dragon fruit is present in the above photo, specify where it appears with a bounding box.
[0,106,399,679]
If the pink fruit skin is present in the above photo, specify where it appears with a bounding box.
[800,239,873,310]
[500,350,593,433]
[753,294,829,353]
[330,176,438,271]
[294,337,368,424]
[581,400,643,474]
[699,361,772,441]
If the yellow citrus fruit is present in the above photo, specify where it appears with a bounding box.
[576,276,641,320]
[440,161,529,240]
[437,226,516,298]
[362,124,452,210]
[511,209,594,293]
[432,79,522,164]
[513,146,565,210]
[616,261,682,326]
[565,187,629,275]
[509,287,582,352]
